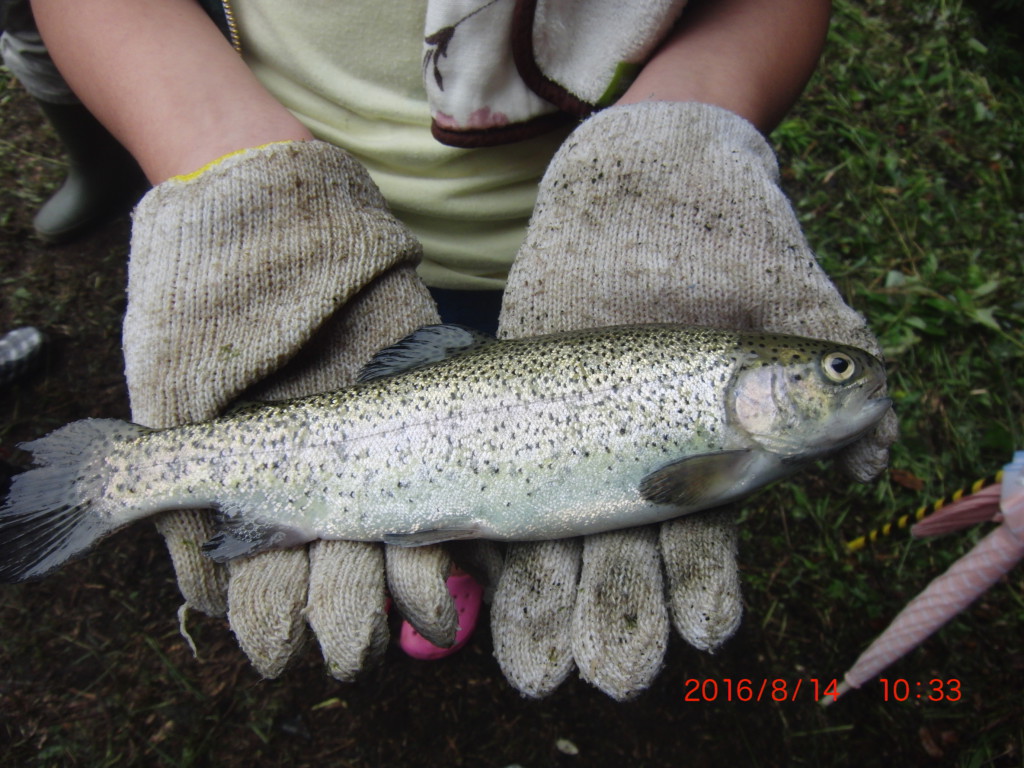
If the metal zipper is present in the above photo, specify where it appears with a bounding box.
[221,0,242,53]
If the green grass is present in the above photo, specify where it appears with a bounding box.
[778,0,1023,486]
[753,1,1024,762]
[2,1,1023,765]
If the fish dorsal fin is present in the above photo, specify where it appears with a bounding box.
[357,324,495,383]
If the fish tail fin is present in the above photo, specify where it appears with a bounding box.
[0,418,149,582]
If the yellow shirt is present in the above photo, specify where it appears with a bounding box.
[232,0,571,289]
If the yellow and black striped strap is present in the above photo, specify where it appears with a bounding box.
[845,470,1003,553]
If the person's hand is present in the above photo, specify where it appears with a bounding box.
[491,101,898,699]
[124,140,462,678]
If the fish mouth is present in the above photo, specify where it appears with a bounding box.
[866,394,893,416]
[833,382,892,447]
[857,376,890,412]
[850,394,893,437]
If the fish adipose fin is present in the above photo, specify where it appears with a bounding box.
[357,324,495,382]
[202,505,314,562]
[0,419,149,582]
[639,450,759,508]
[383,528,482,547]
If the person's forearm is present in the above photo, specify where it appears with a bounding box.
[617,0,831,133]
[31,0,313,183]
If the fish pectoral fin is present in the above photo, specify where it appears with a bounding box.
[639,450,757,508]
[383,528,481,547]
[202,511,313,563]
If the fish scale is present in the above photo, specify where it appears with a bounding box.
[0,324,891,582]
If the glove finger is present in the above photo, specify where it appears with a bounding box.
[838,406,898,483]
[306,539,389,682]
[125,142,424,426]
[226,548,310,679]
[248,265,440,402]
[385,544,456,648]
[660,509,742,653]
[447,540,505,603]
[572,528,669,701]
[491,539,581,698]
[154,510,229,617]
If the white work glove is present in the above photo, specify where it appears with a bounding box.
[124,141,462,678]
[492,101,898,699]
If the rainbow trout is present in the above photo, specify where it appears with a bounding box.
[0,324,891,582]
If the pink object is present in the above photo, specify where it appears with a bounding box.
[911,484,1003,537]
[400,571,483,660]
[824,452,1024,704]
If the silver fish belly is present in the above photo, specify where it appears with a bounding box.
[0,324,891,581]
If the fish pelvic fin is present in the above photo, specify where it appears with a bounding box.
[0,419,149,582]
[383,528,482,547]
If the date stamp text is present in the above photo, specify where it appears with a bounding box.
[683,678,963,703]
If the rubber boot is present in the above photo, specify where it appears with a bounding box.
[32,100,147,243]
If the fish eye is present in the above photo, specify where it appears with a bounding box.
[822,352,856,382]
